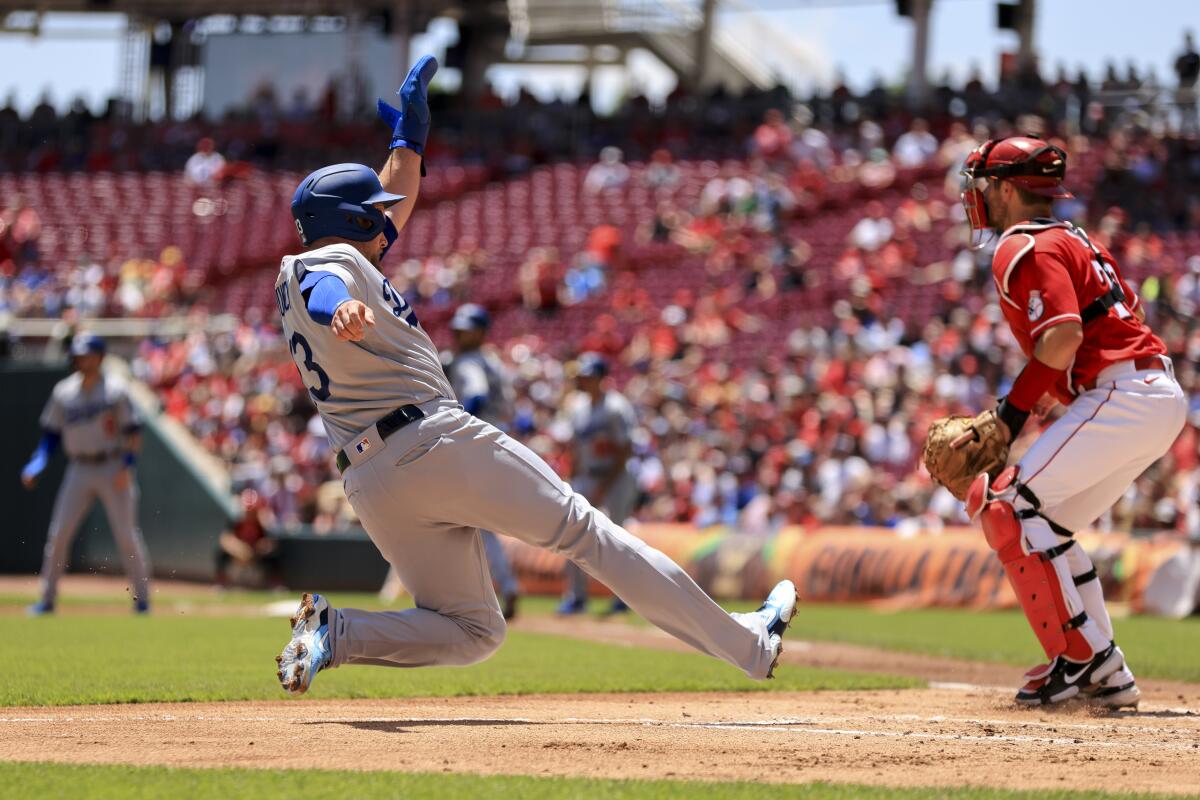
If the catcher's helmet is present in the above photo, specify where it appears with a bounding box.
[291,163,406,247]
[961,136,1072,246]
[449,303,491,332]
[575,352,609,378]
[69,333,106,357]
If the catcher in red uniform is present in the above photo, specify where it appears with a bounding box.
[946,136,1187,708]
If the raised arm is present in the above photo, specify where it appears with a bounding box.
[376,55,439,236]
[379,149,423,233]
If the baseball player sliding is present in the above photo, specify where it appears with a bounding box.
[925,136,1186,709]
[20,334,151,615]
[272,56,797,694]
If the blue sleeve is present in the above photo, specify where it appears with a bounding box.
[299,272,353,327]
[462,395,486,415]
[23,428,61,478]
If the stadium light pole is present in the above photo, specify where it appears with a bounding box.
[1015,0,1037,81]
[693,0,717,91]
[906,0,933,109]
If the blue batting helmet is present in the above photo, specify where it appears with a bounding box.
[69,333,106,357]
[291,163,406,247]
[575,352,609,378]
[450,303,491,332]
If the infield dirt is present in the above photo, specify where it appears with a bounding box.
[2,689,1199,794]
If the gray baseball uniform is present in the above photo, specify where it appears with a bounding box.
[447,348,518,598]
[563,389,639,602]
[36,372,150,607]
[276,243,778,679]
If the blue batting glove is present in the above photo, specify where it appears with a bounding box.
[377,55,438,155]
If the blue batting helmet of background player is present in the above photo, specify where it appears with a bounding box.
[575,352,609,378]
[69,333,106,357]
[449,303,491,332]
[291,163,406,247]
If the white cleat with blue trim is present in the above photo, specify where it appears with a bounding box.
[276,593,332,696]
[756,579,799,678]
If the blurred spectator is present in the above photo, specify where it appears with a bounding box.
[184,137,225,185]
[752,108,793,160]
[584,146,630,193]
[644,148,680,190]
[519,247,564,314]
[893,118,939,168]
[215,489,283,589]
[848,200,894,252]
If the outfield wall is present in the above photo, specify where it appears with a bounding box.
[505,524,1200,618]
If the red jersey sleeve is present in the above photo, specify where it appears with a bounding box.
[1005,248,1082,339]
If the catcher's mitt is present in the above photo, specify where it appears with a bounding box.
[922,410,1009,501]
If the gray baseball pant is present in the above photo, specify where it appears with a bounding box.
[563,472,638,604]
[38,461,151,607]
[329,406,776,679]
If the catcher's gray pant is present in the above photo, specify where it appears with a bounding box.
[1015,357,1186,655]
[38,461,151,607]
[329,406,776,679]
[562,472,638,603]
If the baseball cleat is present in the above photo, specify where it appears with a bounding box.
[556,597,586,615]
[756,579,799,678]
[1015,642,1123,706]
[276,593,332,696]
[134,599,150,615]
[1085,651,1140,709]
[26,601,54,617]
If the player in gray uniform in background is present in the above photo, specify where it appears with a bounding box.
[273,56,797,696]
[446,303,521,620]
[20,334,151,615]
[559,353,637,616]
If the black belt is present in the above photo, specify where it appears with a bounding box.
[71,452,118,464]
[336,404,425,474]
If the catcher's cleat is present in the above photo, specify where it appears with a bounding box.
[756,580,799,678]
[1085,652,1140,710]
[276,593,332,696]
[1015,642,1122,706]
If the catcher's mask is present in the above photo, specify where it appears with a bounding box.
[960,136,1073,250]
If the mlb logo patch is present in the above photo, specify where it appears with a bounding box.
[355,438,371,454]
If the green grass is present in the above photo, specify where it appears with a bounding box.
[786,603,1200,684]
[0,614,914,706]
[2,762,1192,800]
[0,589,393,610]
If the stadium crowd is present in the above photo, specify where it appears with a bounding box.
[2,61,1198,539]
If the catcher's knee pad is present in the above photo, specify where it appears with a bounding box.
[980,498,1092,662]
